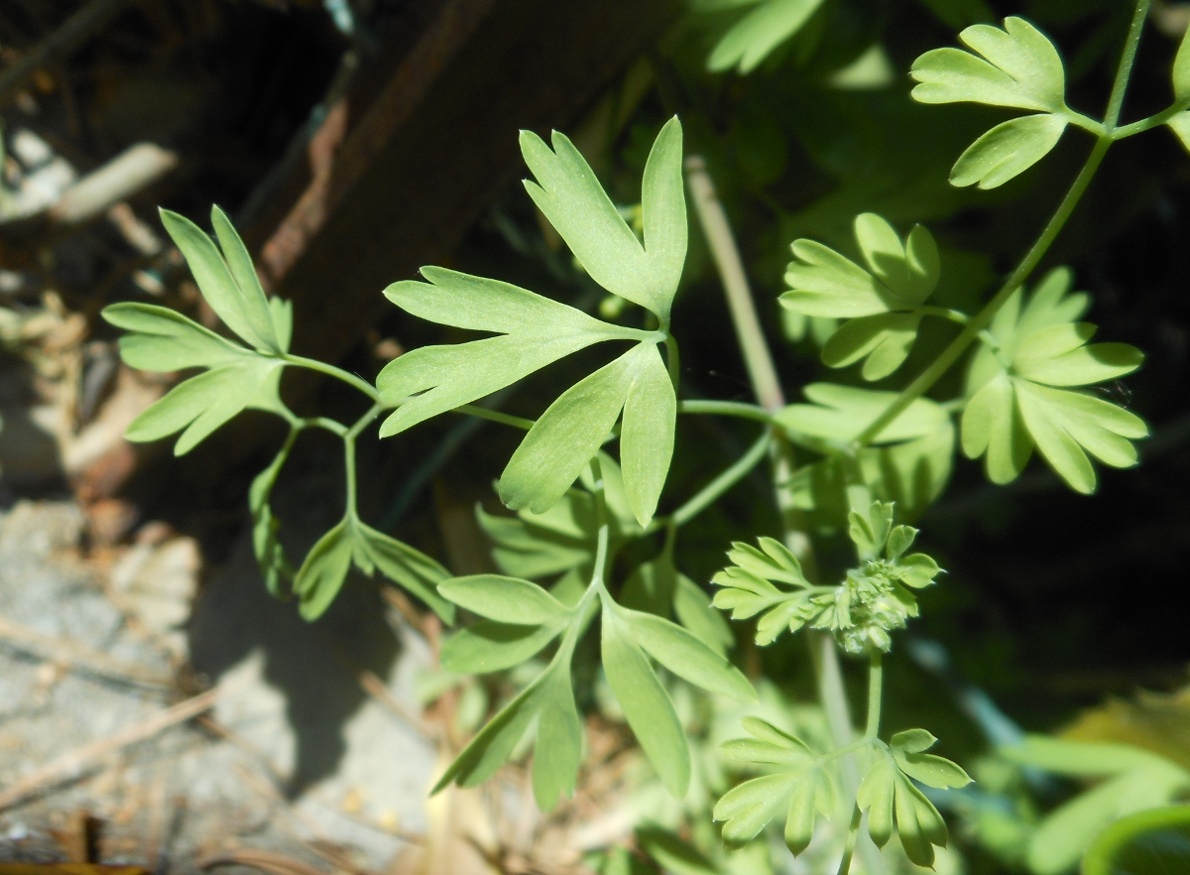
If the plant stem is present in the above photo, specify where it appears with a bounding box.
[855,0,1147,448]
[865,650,884,739]
[684,155,786,413]
[284,353,380,402]
[835,804,865,875]
[659,426,772,529]
[677,399,772,423]
[455,403,535,431]
[588,454,612,593]
[687,156,884,874]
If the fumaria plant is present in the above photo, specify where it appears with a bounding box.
[102,1,1185,872]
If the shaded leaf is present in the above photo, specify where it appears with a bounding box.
[778,383,951,446]
[532,661,583,809]
[707,0,828,73]
[354,523,454,622]
[294,519,355,621]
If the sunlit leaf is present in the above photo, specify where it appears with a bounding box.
[949,113,1067,189]
[620,607,755,701]
[821,312,922,380]
[910,17,1067,113]
[602,604,690,796]
[103,303,248,371]
[440,621,562,674]
[159,207,280,353]
[520,117,685,320]
[124,359,284,456]
[714,772,799,847]
[439,574,572,625]
[354,523,454,622]
[891,728,973,789]
[619,343,676,526]
[532,661,583,809]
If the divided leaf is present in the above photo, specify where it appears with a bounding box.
[439,574,572,626]
[499,342,675,526]
[520,117,685,320]
[910,17,1067,113]
[857,751,951,868]
[962,270,1146,493]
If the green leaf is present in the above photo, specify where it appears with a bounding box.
[602,604,690,796]
[520,117,685,320]
[159,208,280,353]
[782,214,940,319]
[354,523,454,623]
[910,17,1067,113]
[102,303,250,371]
[1015,382,1146,494]
[821,312,922,380]
[1028,770,1190,875]
[440,620,562,674]
[858,752,949,867]
[1002,736,1183,778]
[1083,805,1190,875]
[785,766,836,855]
[124,359,285,455]
[619,342,676,527]
[635,827,721,875]
[531,661,583,810]
[500,342,669,517]
[891,729,973,789]
[432,670,544,791]
[209,206,280,351]
[438,574,571,625]
[619,607,755,701]
[478,492,602,581]
[377,274,627,437]
[1166,113,1190,154]
[707,0,829,74]
[1174,24,1190,103]
[778,383,951,446]
[249,448,295,599]
[961,373,1032,484]
[714,772,800,847]
[673,573,734,657]
[294,519,355,621]
[949,113,1068,189]
[1015,324,1144,387]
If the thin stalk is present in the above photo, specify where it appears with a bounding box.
[855,0,1147,448]
[658,426,772,529]
[284,353,380,402]
[865,650,884,739]
[684,155,785,413]
[455,404,535,431]
[678,399,772,423]
[687,156,883,874]
[588,455,612,593]
[835,804,865,875]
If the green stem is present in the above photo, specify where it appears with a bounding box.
[835,804,865,875]
[865,650,884,739]
[677,399,772,423]
[855,0,1147,448]
[919,305,970,327]
[684,155,786,413]
[653,426,772,530]
[283,353,380,402]
[588,454,612,594]
[455,403,535,431]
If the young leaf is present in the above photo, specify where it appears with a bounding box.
[857,752,950,867]
[910,17,1067,113]
[520,117,685,320]
[890,728,973,789]
[714,772,800,848]
[602,604,691,796]
[963,271,1147,492]
[784,767,836,855]
[706,0,829,74]
[159,207,281,353]
[438,574,572,625]
[949,113,1068,189]
[821,312,922,380]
